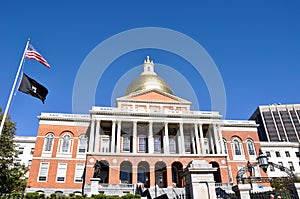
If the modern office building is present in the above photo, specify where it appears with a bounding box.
[14,136,36,177]
[26,57,268,196]
[250,104,300,142]
[250,104,300,178]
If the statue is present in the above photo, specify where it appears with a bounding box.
[93,160,101,178]
[247,161,253,177]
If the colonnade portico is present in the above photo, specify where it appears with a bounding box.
[87,118,225,156]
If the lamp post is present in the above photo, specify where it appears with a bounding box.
[236,149,296,185]
[257,150,296,180]
[256,150,269,173]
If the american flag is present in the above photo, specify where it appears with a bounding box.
[25,43,51,68]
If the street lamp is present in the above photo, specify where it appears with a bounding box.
[256,149,296,180]
[257,150,269,173]
[237,149,296,184]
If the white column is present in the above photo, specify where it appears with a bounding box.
[110,120,116,153]
[217,125,224,154]
[94,120,101,153]
[133,121,137,154]
[148,122,154,153]
[213,125,221,154]
[89,119,95,152]
[208,127,215,154]
[176,130,181,154]
[164,122,169,154]
[179,123,185,154]
[190,128,196,154]
[194,123,201,155]
[199,124,205,154]
[116,121,121,153]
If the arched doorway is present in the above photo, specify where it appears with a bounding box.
[171,161,183,187]
[99,160,109,183]
[210,161,221,183]
[137,161,150,188]
[155,161,167,188]
[120,161,132,184]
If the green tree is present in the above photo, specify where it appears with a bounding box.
[0,107,28,194]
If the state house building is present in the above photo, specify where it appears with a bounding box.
[26,57,268,196]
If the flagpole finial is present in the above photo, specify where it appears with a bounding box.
[28,37,30,41]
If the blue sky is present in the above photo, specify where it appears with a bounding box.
[1,1,300,136]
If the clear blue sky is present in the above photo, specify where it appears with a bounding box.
[1,1,300,136]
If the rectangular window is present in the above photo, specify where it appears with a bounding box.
[288,162,295,171]
[78,136,87,153]
[296,152,300,157]
[138,137,147,152]
[38,162,49,182]
[74,164,85,182]
[19,147,24,155]
[169,137,176,153]
[122,136,131,152]
[56,163,67,182]
[30,148,34,155]
[154,137,161,152]
[275,151,281,157]
[28,160,32,169]
[101,137,110,153]
[15,159,21,165]
[285,151,290,157]
[253,165,260,177]
[266,151,271,157]
[184,136,191,153]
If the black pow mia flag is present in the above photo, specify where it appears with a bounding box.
[18,73,48,103]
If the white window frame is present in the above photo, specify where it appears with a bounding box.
[246,139,256,156]
[78,135,87,153]
[169,136,176,153]
[138,136,147,152]
[38,162,49,182]
[184,135,191,153]
[43,133,54,152]
[74,164,85,183]
[56,163,67,182]
[154,136,161,152]
[222,139,228,154]
[231,139,245,160]
[61,134,71,153]
[100,136,110,153]
[253,165,261,177]
[122,136,131,152]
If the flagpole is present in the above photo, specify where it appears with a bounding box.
[0,39,30,138]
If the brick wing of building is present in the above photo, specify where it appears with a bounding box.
[26,57,268,196]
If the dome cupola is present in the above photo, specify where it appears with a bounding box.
[125,56,174,95]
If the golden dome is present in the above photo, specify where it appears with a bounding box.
[125,56,174,95]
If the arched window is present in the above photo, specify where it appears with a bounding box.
[246,139,255,156]
[78,135,87,153]
[44,133,54,152]
[232,139,243,156]
[222,139,228,154]
[61,134,71,152]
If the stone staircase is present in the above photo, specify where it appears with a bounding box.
[144,187,185,199]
